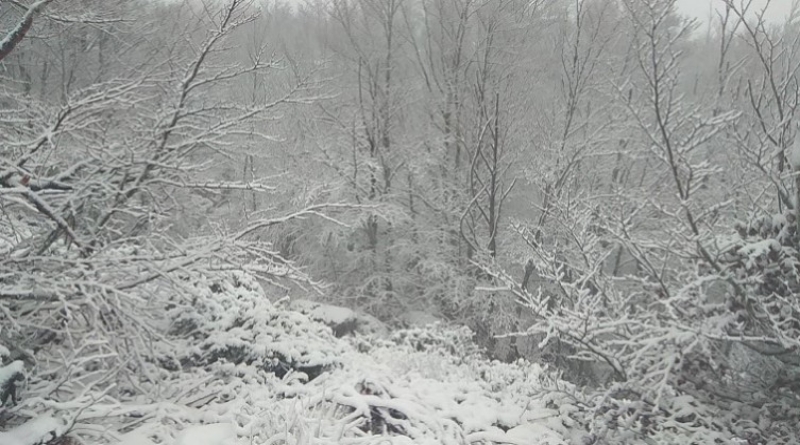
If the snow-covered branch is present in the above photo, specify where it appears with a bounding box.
[0,0,53,62]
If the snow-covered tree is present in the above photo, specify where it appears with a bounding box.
[0,0,350,441]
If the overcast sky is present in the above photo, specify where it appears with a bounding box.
[277,0,794,26]
[675,0,795,24]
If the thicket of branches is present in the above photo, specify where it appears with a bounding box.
[0,0,354,442]
[273,0,800,442]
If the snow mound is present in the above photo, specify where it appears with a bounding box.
[176,423,236,445]
[0,416,63,445]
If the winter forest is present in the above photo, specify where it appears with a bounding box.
[1,0,800,443]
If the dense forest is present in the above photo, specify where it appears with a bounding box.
[1,0,800,444]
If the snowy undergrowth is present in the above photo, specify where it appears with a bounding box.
[7,269,772,445]
[137,271,583,445]
[27,269,769,445]
[4,271,586,445]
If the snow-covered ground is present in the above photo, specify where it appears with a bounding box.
[2,272,583,445]
[3,270,791,444]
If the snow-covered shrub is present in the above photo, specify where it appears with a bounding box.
[726,211,800,340]
[475,194,800,443]
[167,271,345,381]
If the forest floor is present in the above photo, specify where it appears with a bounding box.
[116,294,583,445]
[3,272,585,445]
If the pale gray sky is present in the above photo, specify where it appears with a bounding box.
[676,0,796,24]
[279,0,795,26]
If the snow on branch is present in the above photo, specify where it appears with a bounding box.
[234,203,375,240]
[0,0,53,62]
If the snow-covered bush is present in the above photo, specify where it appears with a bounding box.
[166,271,344,381]
[481,206,800,444]
[726,211,800,342]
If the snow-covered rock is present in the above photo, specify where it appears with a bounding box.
[289,299,358,337]
[357,313,390,336]
[289,299,389,337]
